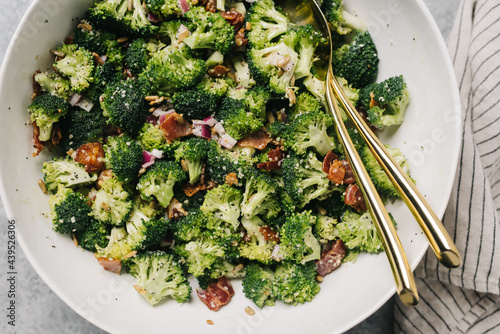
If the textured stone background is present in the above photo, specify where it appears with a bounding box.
[0,0,461,333]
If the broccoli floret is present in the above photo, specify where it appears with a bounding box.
[87,61,123,103]
[273,261,320,305]
[103,135,143,184]
[360,75,410,128]
[314,215,337,244]
[101,80,148,136]
[247,42,298,95]
[137,160,187,208]
[200,184,242,231]
[242,263,276,308]
[332,31,378,89]
[174,138,209,184]
[28,94,70,142]
[360,144,411,198]
[278,211,321,264]
[239,216,278,264]
[246,0,290,49]
[139,43,207,95]
[244,86,271,121]
[216,97,264,140]
[282,153,334,208]
[75,218,110,252]
[42,156,98,193]
[288,91,323,121]
[172,89,220,121]
[241,171,281,220]
[206,140,255,184]
[92,177,133,225]
[49,186,93,234]
[89,0,158,37]
[137,123,177,154]
[132,194,163,218]
[125,206,170,250]
[95,226,132,260]
[145,0,189,18]
[175,233,225,277]
[126,251,191,305]
[173,209,206,242]
[197,77,229,98]
[321,0,367,35]
[283,111,335,156]
[335,210,385,253]
[206,259,246,280]
[124,38,149,76]
[34,72,71,100]
[293,25,326,80]
[315,191,347,220]
[60,107,107,151]
[53,44,95,93]
[183,7,235,54]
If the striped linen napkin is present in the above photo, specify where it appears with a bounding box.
[394,0,500,332]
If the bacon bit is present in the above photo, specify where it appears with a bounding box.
[225,172,238,186]
[259,226,280,243]
[238,131,272,150]
[322,151,339,174]
[167,198,187,220]
[51,123,62,145]
[97,257,122,274]
[257,147,285,170]
[220,9,245,30]
[74,142,105,173]
[133,285,147,295]
[199,0,216,13]
[327,160,345,185]
[160,112,193,142]
[32,122,45,157]
[183,179,217,197]
[235,27,248,47]
[341,160,355,184]
[344,184,367,212]
[196,277,235,311]
[64,35,74,45]
[245,306,256,316]
[97,169,113,189]
[124,68,134,78]
[206,320,214,325]
[316,239,347,277]
[208,65,230,78]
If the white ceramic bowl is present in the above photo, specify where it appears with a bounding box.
[0,0,461,333]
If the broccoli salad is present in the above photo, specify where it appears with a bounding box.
[29,0,411,310]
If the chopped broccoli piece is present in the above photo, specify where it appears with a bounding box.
[334,210,385,253]
[174,138,209,184]
[239,216,277,264]
[206,140,255,184]
[101,80,148,136]
[242,263,276,308]
[173,209,206,242]
[241,171,281,220]
[60,107,106,152]
[216,97,264,140]
[75,218,110,252]
[232,55,257,89]
[279,211,321,264]
[321,0,367,35]
[87,61,123,103]
[137,160,187,208]
[273,261,320,305]
[183,7,235,54]
[246,0,290,49]
[42,156,98,193]
[89,0,158,37]
[34,71,71,100]
[124,38,149,76]
[137,123,176,154]
[126,251,191,305]
[360,144,411,198]
[49,186,93,234]
[243,86,271,121]
[201,184,242,231]
[175,233,225,277]
[172,89,220,121]
[282,153,334,208]
[288,91,323,121]
[53,44,95,93]
[103,135,143,184]
[95,226,132,260]
[283,110,335,156]
[315,191,347,220]
[145,0,189,18]
[293,24,326,80]
[314,215,337,244]
[125,205,170,250]
[28,94,70,142]
[360,75,410,128]
[332,31,378,89]
[92,177,133,225]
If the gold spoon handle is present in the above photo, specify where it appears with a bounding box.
[326,69,419,306]
[330,76,461,269]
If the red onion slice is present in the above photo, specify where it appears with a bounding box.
[177,0,190,14]
[145,115,157,125]
[193,124,211,140]
[142,150,156,169]
[153,105,174,117]
[218,133,237,149]
[203,116,217,127]
[147,13,160,23]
